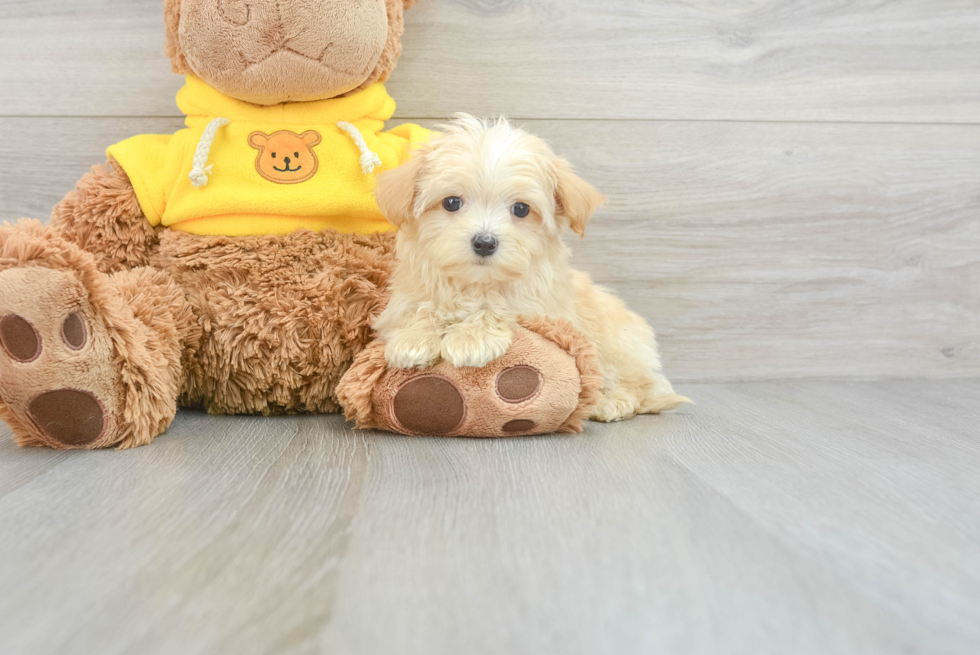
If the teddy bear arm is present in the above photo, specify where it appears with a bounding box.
[50,159,160,274]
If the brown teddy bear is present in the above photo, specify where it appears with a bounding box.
[0,0,600,449]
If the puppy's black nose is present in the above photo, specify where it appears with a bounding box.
[471,234,499,258]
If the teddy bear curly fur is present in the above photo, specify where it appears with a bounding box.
[0,0,601,449]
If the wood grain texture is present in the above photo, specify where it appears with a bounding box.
[2,4,979,655]
[2,117,977,381]
[0,380,978,655]
[2,0,979,122]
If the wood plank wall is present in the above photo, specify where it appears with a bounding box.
[0,0,977,382]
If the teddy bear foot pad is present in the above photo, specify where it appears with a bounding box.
[390,365,547,436]
[338,318,603,437]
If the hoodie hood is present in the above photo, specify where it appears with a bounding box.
[177,75,397,132]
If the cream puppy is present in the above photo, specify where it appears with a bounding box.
[373,115,688,422]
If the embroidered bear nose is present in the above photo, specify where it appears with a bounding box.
[283,156,292,165]
[471,234,499,258]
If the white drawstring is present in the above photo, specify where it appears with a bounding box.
[337,121,382,174]
[189,117,230,188]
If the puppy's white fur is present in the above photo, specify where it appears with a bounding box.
[373,115,688,422]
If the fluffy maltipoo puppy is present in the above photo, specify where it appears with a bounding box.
[372,115,688,422]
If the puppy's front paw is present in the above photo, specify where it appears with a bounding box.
[384,329,442,369]
[441,323,512,368]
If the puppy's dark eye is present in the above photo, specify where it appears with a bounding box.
[512,202,531,219]
[443,197,463,212]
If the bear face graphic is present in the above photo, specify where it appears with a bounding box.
[248,130,322,184]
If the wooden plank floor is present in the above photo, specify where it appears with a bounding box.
[1,379,978,655]
[2,2,979,654]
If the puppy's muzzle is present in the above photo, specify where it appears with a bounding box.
[471,234,499,258]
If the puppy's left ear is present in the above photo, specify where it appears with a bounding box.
[554,158,606,237]
[375,152,425,228]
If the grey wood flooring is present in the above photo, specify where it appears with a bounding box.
[1,379,978,655]
[2,2,979,653]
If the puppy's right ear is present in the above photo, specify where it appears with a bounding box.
[375,152,425,228]
[554,158,606,238]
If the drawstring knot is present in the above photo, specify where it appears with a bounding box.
[337,121,382,174]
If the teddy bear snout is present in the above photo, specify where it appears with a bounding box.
[217,0,250,26]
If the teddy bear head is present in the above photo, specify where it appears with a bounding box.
[163,0,417,105]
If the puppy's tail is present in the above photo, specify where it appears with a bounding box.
[640,373,693,414]
[640,392,693,414]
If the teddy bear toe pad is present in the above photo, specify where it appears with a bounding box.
[502,419,537,433]
[0,314,42,362]
[496,366,542,403]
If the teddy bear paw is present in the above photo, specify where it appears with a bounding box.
[338,319,603,437]
[0,266,122,449]
[388,364,548,436]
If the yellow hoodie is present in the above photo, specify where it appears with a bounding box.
[107,76,431,236]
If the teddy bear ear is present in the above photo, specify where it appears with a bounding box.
[351,0,411,91]
[163,0,194,75]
